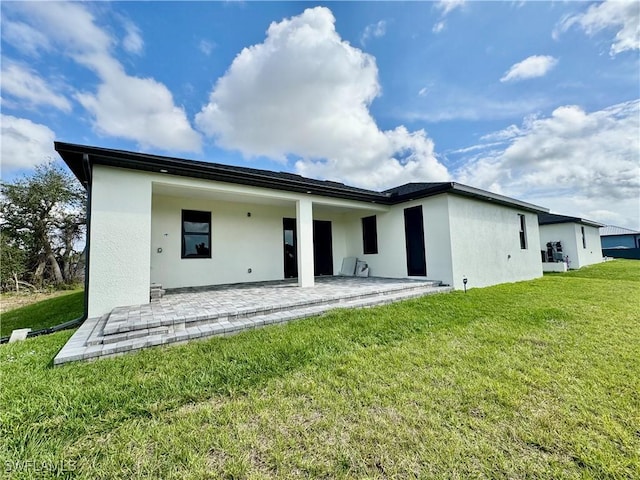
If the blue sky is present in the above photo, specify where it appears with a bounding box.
[1,1,639,229]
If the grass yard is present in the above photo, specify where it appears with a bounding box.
[0,260,638,479]
[0,290,84,337]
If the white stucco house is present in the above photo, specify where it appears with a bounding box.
[55,142,548,318]
[538,213,603,271]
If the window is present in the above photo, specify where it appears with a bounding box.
[362,215,378,254]
[518,214,527,249]
[581,226,586,248]
[182,210,211,258]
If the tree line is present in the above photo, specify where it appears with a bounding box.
[1,163,86,292]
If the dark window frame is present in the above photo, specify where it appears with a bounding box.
[518,214,527,249]
[581,226,586,249]
[362,215,378,254]
[181,210,211,259]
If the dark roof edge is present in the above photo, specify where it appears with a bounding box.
[539,212,604,228]
[54,142,387,204]
[449,183,548,213]
[54,142,547,213]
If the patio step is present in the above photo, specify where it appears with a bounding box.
[53,283,452,364]
[101,280,444,337]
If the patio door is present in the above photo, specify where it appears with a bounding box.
[282,218,333,278]
[404,206,427,276]
[313,220,333,276]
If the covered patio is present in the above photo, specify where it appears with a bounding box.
[54,276,451,364]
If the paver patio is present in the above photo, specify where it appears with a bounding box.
[54,276,452,365]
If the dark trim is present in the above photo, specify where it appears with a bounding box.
[54,142,548,213]
[518,213,527,250]
[404,205,427,276]
[539,212,603,228]
[54,142,384,204]
[362,215,378,254]
[181,210,212,259]
[283,218,298,279]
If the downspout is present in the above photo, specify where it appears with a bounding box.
[0,154,92,343]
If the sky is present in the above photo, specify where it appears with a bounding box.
[1,1,639,229]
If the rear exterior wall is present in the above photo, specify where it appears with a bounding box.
[539,223,602,269]
[150,195,351,289]
[447,195,543,290]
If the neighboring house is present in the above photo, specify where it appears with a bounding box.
[538,213,603,270]
[600,225,640,260]
[55,142,547,318]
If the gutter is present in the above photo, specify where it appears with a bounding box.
[0,154,92,344]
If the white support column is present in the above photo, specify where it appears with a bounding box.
[296,198,315,287]
[88,166,152,316]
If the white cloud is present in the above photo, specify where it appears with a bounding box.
[76,70,201,152]
[4,2,200,153]
[122,20,144,55]
[360,20,387,45]
[196,7,449,190]
[480,124,521,142]
[448,141,503,155]
[456,100,640,229]
[1,115,57,171]
[432,21,445,34]
[199,39,215,56]
[0,20,51,57]
[6,2,113,55]
[554,0,640,56]
[500,55,558,82]
[402,91,549,122]
[1,61,72,112]
[433,0,465,33]
[435,0,465,17]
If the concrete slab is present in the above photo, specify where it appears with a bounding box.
[8,328,31,343]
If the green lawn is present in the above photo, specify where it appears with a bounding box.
[0,260,638,479]
[0,290,84,337]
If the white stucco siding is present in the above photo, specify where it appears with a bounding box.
[151,195,293,288]
[151,196,356,289]
[539,223,602,269]
[350,208,409,279]
[447,196,542,290]
[420,196,455,286]
[539,223,577,268]
[345,195,454,285]
[578,225,603,267]
[88,166,152,317]
[88,163,546,314]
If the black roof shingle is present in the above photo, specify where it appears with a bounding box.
[54,142,547,213]
[538,212,603,228]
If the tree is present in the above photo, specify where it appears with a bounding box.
[0,232,27,291]
[0,162,86,289]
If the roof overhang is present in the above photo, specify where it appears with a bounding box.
[539,213,604,228]
[54,142,387,204]
[447,183,548,214]
[54,142,548,213]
